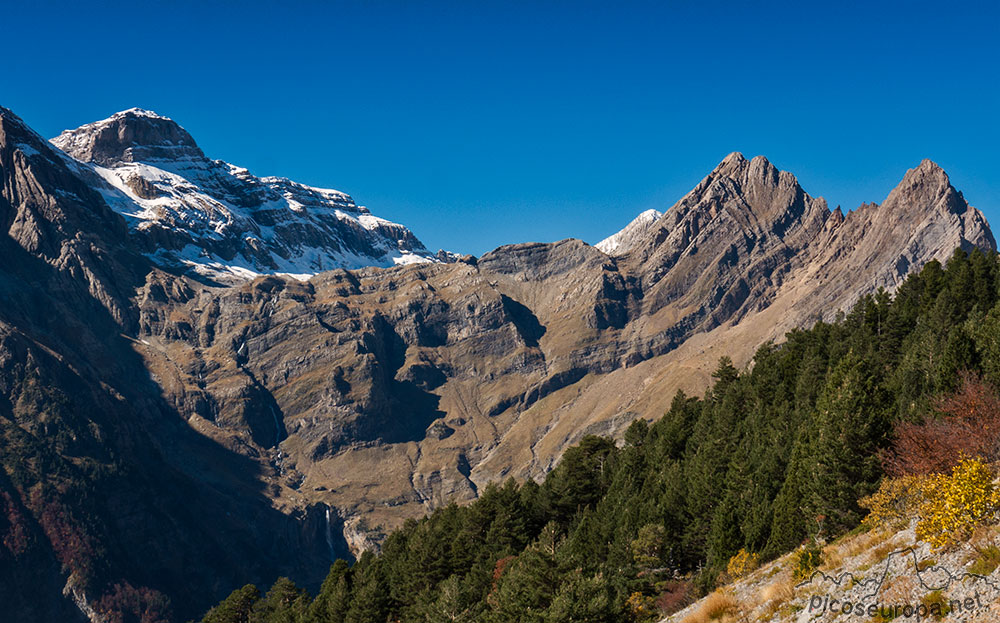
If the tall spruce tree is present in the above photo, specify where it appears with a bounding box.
[800,351,891,536]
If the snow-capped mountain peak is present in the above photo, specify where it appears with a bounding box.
[595,208,663,256]
[50,109,440,283]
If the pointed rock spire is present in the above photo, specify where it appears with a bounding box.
[883,159,969,217]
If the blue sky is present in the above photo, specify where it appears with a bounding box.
[3,1,998,255]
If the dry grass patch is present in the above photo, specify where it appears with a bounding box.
[680,590,742,623]
[758,575,796,620]
[871,540,896,564]
[969,523,1000,550]
[820,542,845,572]
[880,574,916,604]
[759,577,794,603]
[840,528,886,560]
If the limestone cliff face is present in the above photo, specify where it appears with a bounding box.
[619,153,834,333]
[605,154,994,329]
[0,108,140,326]
[0,103,994,622]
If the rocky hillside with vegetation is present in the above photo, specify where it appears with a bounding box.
[199,248,1000,622]
[128,152,995,559]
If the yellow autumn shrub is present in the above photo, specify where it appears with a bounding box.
[859,474,925,530]
[625,591,656,621]
[915,456,1000,549]
[725,548,760,579]
[861,457,1000,550]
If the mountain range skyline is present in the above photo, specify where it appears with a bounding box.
[5,1,998,257]
[22,104,993,287]
[27,104,997,266]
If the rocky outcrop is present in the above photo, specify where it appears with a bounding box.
[51,107,204,166]
[0,107,150,331]
[797,159,995,313]
[620,153,833,328]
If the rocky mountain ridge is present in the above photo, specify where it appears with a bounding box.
[0,103,994,621]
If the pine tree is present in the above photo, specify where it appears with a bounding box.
[202,584,260,623]
[422,575,476,623]
[540,436,616,526]
[545,571,617,623]
[801,351,891,535]
[681,360,746,560]
[306,560,351,623]
[344,553,390,623]
[630,523,666,570]
[764,429,811,557]
[250,578,309,623]
[486,547,559,623]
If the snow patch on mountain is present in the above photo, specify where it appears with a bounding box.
[595,208,663,256]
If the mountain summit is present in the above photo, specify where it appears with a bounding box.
[52,107,205,165]
[51,109,442,283]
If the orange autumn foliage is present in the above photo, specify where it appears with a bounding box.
[882,372,1000,476]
